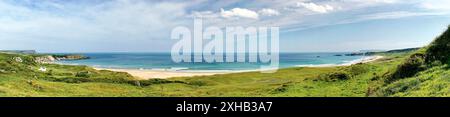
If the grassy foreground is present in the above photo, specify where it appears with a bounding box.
[0,26,449,97]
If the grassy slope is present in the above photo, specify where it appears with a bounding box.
[380,65,450,96]
[0,26,448,97]
[373,26,450,97]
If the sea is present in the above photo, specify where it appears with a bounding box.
[56,53,366,72]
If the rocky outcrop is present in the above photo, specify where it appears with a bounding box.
[34,54,89,63]
[34,55,56,63]
[52,54,89,61]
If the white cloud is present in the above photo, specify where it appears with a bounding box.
[358,11,447,20]
[347,0,398,4]
[420,0,450,10]
[0,1,189,40]
[190,11,220,18]
[220,8,259,19]
[258,8,280,16]
[296,2,334,13]
[2,0,450,52]
[0,1,192,52]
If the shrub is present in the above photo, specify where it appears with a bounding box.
[319,71,351,82]
[273,84,289,93]
[42,76,93,83]
[187,81,207,86]
[75,71,91,78]
[46,69,54,75]
[135,79,185,86]
[385,53,426,82]
[345,64,372,76]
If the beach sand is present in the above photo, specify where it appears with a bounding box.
[95,68,235,79]
[97,55,384,79]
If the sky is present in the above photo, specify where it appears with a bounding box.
[0,0,450,53]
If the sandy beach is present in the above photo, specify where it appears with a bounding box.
[97,55,384,79]
[95,68,234,79]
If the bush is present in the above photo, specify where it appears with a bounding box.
[385,53,426,82]
[273,84,289,93]
[42,76,93,83]
[345,64,372,76]
[187,81,207,86]
[136,79,186,86]
[319,71,351,82]
[75,71,91,78]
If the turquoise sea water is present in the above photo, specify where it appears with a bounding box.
[56,53,364,71]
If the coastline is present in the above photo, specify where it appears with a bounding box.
[95,55,384,79]
[296,55,384,67]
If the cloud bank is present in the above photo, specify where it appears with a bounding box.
[0,0,449,52]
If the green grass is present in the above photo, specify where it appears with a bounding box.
[0,51,404,97]
[0,49,444,97]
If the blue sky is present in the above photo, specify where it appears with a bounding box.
[0,0,450,52]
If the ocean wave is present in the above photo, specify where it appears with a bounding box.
[150,67,190,71]
[295,56,380,67]
[295,64,339,67]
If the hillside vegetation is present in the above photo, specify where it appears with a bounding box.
[371,25,450,96]
[0,26,449,97]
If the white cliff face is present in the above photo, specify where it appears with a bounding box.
[34,55,56,63]
[33,54,88,63]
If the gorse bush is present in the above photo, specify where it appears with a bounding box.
[319,71,351,82]
[187,81,207,86]
[138,79,186,86]
[75,71,90,78]
[345,63,373,76]
[385,53,426,83]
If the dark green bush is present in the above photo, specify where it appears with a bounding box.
[273,84,289,93]
[42,76,93,83]
[75,71,91,78]
[136,79,186,86]
[345,64,372,76]
[385,53,426,82]
[425,25,450,65]
[319,71,351,82]
[187,81,207,86]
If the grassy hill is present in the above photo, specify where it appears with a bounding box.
[0,26,449,97]
[371,25,450,97]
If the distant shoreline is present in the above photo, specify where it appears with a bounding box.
[296,55,384,67]
[95,55,384,79]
